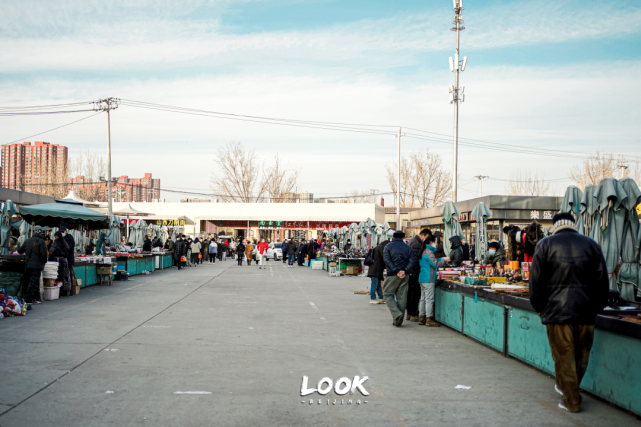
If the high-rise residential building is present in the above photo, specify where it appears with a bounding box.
[1,141,68,193]
[70,172,161,203]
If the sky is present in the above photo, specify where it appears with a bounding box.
[1,0,640,202]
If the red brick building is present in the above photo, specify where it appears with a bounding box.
[1,141,68,192]
[70,172,160,203]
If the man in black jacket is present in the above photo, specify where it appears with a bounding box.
[236,241,245,266]
[142,236,152,252]
[17,230,48,303]
[307,239,319,262]
[287,239,299,267]
[298,240,308,266]
[529,213,609,413]
[367,239,390,304]
[383,230,415,327]
[174,235,187,270]
[407,229,431,321]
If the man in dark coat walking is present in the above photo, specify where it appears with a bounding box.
[174,235,188,270]
[287,239,299,267]
[367,238,390,304]
[529,213,609,413]
[236,241,245,266]
[383,230,415,327]
[407,229,431,321]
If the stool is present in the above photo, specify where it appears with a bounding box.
[99,274,113,286]
[328,266,339,277]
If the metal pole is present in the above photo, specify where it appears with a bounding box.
[107,107,113,216]
[397,127,401,230]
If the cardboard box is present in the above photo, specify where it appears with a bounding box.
[329,262,337,268]
[346,266,359,275]
[76,279,82,287]
[72,284,80,295]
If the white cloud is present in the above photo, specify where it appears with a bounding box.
[0,1,639,73]
[1,60,639,200]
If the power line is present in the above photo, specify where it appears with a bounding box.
[3,111,103,145]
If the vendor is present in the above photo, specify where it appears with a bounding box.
[448,236,463,267]
[95,232,107,256]
[142,236,152,252]
[486,241,507,266]
[85,240,95,255]
[164,237,174,251]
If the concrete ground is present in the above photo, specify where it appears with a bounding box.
[0,258,638,427]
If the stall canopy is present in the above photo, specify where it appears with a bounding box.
[471,202,492,262]
[18,203,109,230]
[559,186,583,216]
[441,201,463,255]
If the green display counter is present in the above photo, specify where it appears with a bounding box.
[436,280,641,416]
[72,253,175,287]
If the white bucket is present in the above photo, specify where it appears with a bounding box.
[44,284,61,300]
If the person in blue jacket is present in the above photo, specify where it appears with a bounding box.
[419,234,450,326]
[383,230,415,327]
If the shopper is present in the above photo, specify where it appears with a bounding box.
[257,239,269,269]
[222,243,228,261]
[433,231,445,258]
[407,229,431,321]
[49,231,69,261]
[287,239,298,267]
[367,237,390,304]
[298,240,308,266]
[175,236,187,270]
[282,239,289,264]
[236,241,245,266]
[201,238,208,264]
[190,238,202,267]
[245,240,254,266]
[486,241,507,266]
[461,237,470,261]
[530,213,609,413]
[382,230,415,327]
[17,230,48,303]
[448,235,463,267]
[186,237,193,267]
[307,239,319,263]
[209,240,217,263]
[419,235,449,326]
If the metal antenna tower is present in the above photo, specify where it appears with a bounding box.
[449,0,467,203]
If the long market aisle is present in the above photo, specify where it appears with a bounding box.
[0,259,637,427]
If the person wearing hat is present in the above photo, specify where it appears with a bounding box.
[433,231,445,258]
[17,230,48,303]
[382,230,415,327]
[529,212,609,413]
[486,241,507,266]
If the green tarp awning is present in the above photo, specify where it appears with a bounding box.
[18,203,109,230]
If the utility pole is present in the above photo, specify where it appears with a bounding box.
[396,128,405,231]
[473,175,489,197]
[618,158,629,178]
[449,0,467,203]
[94,98,120,215]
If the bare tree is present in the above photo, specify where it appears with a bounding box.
[68,151,107,201]
[568,152,618,191]
[505,169,555,196]
[386,148,452,208]
[211,142,267,202]
[349,189,378,203]
[262,154,298,203]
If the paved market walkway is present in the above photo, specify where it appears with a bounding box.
[0,259,638,427]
